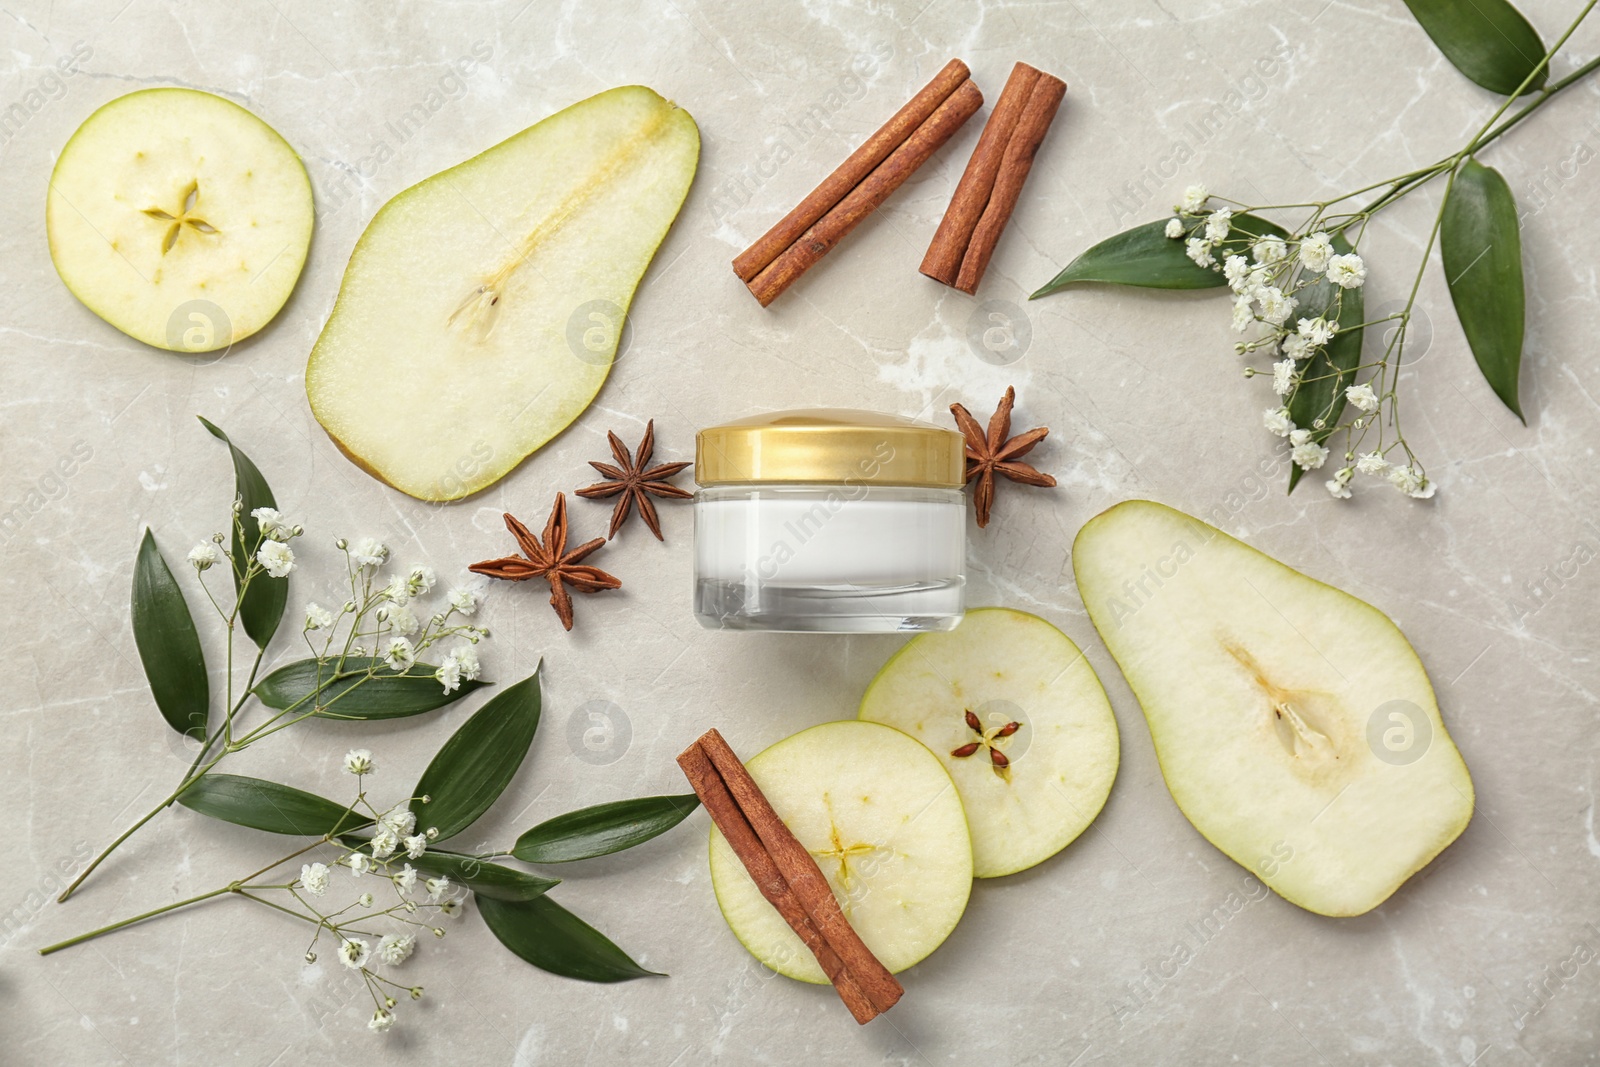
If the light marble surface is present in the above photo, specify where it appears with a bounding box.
[4,0,1599,1063]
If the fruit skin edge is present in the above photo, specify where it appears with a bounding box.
[46,87,315,353]
[1072,499,1475,918]
[706,720,973,985]
[304,86,700,503]
[857,606,1122,879]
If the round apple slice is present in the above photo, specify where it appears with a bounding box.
[709,720,971,983]
[47,88,313,353]
[859,608,1119,878]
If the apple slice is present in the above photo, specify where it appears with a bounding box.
[708,721,971,982]
[858,608,1120,878]
[47,88,313,353]
[306,85,699,501]
[1073,500,1474,917]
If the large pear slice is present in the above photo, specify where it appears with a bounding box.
[709,721,971,982]
[859,608,1120,878]
[306,86,699,501]
[47,88,313,352]
[1073,500,1473,916]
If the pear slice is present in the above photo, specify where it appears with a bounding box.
[306,85,699,501]
[708,721,971,982]
[1073,500,1473,916]
[858,608,1119,878]
[47,88,313,353]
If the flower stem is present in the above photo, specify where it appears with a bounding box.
[39,886,232,955]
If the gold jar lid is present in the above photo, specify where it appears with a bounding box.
[696,409,966,488]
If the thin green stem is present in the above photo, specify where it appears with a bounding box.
[39,886,231,954]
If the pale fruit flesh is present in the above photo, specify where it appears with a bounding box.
[47,88,313,353]
[1073,500,1473,917]
[708,720,972,983]
[859,608,1120,878]
[306,85,699,501]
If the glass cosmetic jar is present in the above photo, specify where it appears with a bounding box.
[693,409,968,633]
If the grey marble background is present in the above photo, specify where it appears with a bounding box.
[4,0,1598,1063]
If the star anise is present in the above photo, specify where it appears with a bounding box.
[468,493,620,631]
[575,420,692,541]
[949,386,1057,528]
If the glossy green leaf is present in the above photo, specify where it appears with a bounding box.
[198,416,287,650]
[254,657,488,719]
[131,529,209,740]
[410,667,542,841]
[1402,0,1547,96]
[512,794,700,864]
[478,894,661,982]
[177,774,365,836]
[1441,159,1526,421]
[1287,233,1366,493]
[407,849,559,902]
[1031,214,1286,295]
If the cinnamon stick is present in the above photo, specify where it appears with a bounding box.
[923,62,1067,295]
[733,58,973,283]
[744,78,983,307]
[677,729,904,1023]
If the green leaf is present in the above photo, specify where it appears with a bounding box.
[198,416,287,650]
[1402,0,1547,96]
[410,666,542,841]
[406,849,559,902]
[478,894,661,982]
[1287,232,1366,493]
[177,774,365,836]
[1031,214,1286,296]
[131,529,209,740]
[254,657,488,720]
[512,794,700,864]
[1441,159,1526,421]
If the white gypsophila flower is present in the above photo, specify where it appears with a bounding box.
[1345,383,1379,413]
[404,835,427,860]
[380,574,410,605]
[1299,231,1334,272]
[1185,237,1216,268]
[251,507,294,541]
[1326,252,1367,289]
[1326,468,1354,499]
[1356,451,1390,476]
[1204,208,1233,243]
[396,863,419,892]
[347,853,372,877]
[305,602,335,632]
[406,565,436,597]
[370,828,399,860]
[300,862,331,896]
[1257,287,1296,326]
[256,540,295,578]
[435,656,462,695]
[1165,217,1185,239]
[1263,408,1295,437]
[1252,235,1287,265]
[453,644,481,682]
[1297,317,1337,346]
[1180,184,1208,214]
[1231,295,1254,333]
[358,892,374,908]
[1224,255,1250,291]
[377,934,416,967]
[1292,439,1330,470]
[385,603,420,638]
[383,636,416,673]
[380,807,416,837]
[447,587,480,616]
[426,876,451,902]
[437,898,463,918]
[339,938,370,969]
[369,1010,395,1033]
[350,537,389,569]
[1289,428,1312,446]
[344,748,375,776]
[1389,465,1436,498]
[1272,359,1297,397]
[187,542,222,571]
[1282,334,1312,361]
